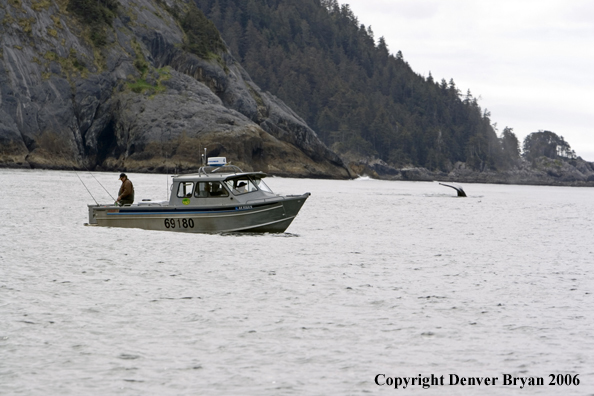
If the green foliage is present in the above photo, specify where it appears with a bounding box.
[128,79,155,94]
[180,3,226,58]
[67,48,86,72]
[43,51,58,61]
[51,15,63,29]
[195,0,512,170]
[67,0,118,25]
[127,67,171,95]
[499,127,521,168]
[66,0,118,46]
[31,0,52,11]
[155,0,180,20]
[335,133,377,157]
[134,58,148,75]
[18,17,35,34]
[127,36,170,96]
[523,130,576,162]
[130,38,149,75]
[42,48,87,79]
[157,66,172,79]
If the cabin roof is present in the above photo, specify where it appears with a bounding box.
[173,171,267,182]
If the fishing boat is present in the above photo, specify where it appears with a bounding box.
[86,158,310,233]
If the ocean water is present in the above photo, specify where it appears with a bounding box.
[0,169,592,395]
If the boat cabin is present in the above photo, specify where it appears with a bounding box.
[169,165,275,207]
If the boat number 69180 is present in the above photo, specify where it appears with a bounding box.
[164,218,195,229]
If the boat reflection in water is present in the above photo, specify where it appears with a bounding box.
[87,158,310,233]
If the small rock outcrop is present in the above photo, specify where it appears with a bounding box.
[0,0,350,178]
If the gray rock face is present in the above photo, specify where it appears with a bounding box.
[344,156,594,186]
[0,0,350,178]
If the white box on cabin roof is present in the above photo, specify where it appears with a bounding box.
[207,157,226,166]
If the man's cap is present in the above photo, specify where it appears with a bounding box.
[119,173,126,179]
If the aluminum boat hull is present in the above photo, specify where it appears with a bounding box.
[88,194,309,233]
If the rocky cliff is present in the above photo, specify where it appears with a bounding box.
[0,0,351,178]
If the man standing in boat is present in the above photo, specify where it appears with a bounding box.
[116,173,134,206]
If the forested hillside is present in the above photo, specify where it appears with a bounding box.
[195,0,522,172]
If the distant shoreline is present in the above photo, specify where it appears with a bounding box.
[343,156,594,187]
[2,157,594,188]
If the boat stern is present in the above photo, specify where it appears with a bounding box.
[87,204,99,225]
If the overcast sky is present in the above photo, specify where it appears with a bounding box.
[342,0,594,161]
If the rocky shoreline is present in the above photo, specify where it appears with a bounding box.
[344,156,594,187]
[4,151,594,188]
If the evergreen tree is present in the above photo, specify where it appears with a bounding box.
[181,3,226,58]
[500,127,521,167]
[523,131,576,162]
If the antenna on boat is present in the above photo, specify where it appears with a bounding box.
[202,147,207,166]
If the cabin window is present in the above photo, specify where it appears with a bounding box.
[224,177,259,195]
[177,182,194,198]
[194,182,229,198]
[253,178,273,193]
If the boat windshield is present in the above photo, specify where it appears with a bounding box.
[220,176,258,195]
[225,177,255,195]
[253,177,273,193]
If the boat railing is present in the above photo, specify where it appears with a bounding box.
[198,165,243,177]
[245,193,309,205]
[245,196,284,205]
